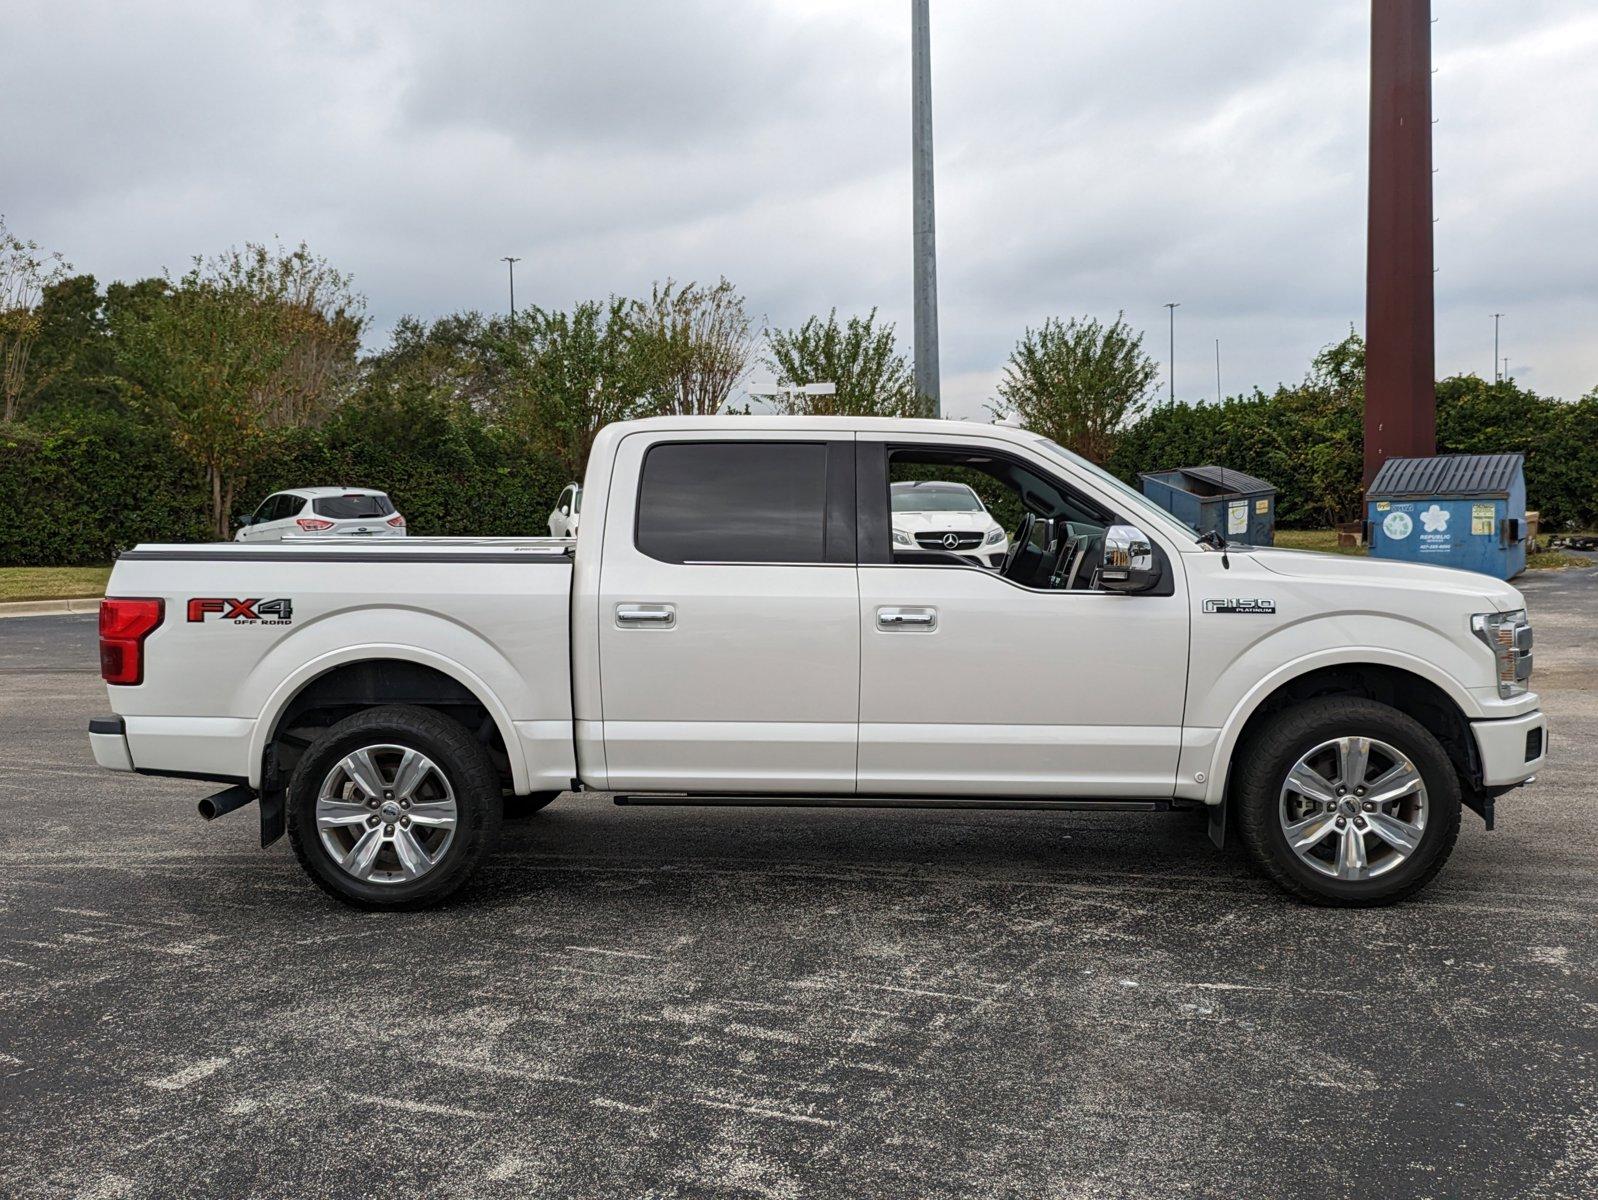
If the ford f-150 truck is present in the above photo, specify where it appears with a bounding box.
[89,417,1547,909]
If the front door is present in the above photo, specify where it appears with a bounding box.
[595,432,860,793]
[856,434,1189,797]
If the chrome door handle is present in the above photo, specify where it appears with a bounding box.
[877,606,937,631]
[616,603,676,628]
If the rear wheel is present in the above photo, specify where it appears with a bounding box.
[1235,697,1461,906]
[287,705,502,909]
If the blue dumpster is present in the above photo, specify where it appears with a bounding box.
[1366,453,1528,579]
[1140,465,1276,546]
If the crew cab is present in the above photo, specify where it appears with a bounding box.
[89,417,1547,909]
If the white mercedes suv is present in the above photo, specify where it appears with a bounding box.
[236,488,407,541]
[890,480,1008,567]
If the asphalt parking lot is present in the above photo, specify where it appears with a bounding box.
[2,572,1595,1200]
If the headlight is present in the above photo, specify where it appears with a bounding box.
[1471,609,1533,699]
[984,527,1005,545]
[892,529,912,546]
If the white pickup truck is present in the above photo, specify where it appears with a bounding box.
[89,417,1546,909]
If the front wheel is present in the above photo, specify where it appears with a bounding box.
[287,705,503,909]
[1234,697,1461,907]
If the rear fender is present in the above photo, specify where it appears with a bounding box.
[246,642,528,793]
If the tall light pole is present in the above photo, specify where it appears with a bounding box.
[1215,339,1222,404]
[911,0,941,415]
[501,256,522,321]
[1492,312,1504,382]
[1163,302,1180,403]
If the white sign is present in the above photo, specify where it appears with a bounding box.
[1382,511,1414,540]
[1227,501,1248,536]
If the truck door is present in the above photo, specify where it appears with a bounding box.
[854,433,1189,797]
[593,432,860,793]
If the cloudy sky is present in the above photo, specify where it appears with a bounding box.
[6,0,1595,416]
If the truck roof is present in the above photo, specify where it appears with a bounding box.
[605,415,1042,441]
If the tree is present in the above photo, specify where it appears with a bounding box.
[989,313,1158,464]
[109,243,365,537]
[363,312,505,413]
[490,298,660,482]
[113,272,291,537]
[764,309,924,416]
[207,241,367,426]
[629,278,756,415]
[1,216,73,422]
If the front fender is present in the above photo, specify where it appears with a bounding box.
[1185,611,1490,806]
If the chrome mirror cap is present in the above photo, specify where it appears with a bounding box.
[1100,524,1160,593]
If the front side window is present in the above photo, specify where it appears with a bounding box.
[637,441,833,564]
[884,445,1114,591]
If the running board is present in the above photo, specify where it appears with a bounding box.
[613,794,1170,812]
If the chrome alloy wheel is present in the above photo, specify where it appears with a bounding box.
[316,744,458,884]
[1277,736,1428,882]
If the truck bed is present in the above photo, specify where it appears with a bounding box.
[101,539,577,794]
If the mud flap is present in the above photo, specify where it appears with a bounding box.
[1462,790,1496,831]
[1207,796,1227,850]
[259,789,285,847]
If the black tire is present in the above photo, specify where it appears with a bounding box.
[503,791,561,820]
[1234,697,1461,907]
[287,705,502,909]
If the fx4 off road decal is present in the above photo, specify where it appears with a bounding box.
[187,597,294,625]
[1203,598,1276,615]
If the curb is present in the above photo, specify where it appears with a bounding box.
[0,596,103,619]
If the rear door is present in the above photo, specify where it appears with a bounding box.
[595,431,860,792]
[245,494,293,541]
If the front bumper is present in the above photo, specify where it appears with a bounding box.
[1471,709,1547,787]
[89,716,134,771]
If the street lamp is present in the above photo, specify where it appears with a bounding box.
[1491,312,1504,382]
[1163,302,1180,403]
[501,256,522,320]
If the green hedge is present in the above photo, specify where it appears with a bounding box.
[1109,380,1598,531]
[0,413,571,565]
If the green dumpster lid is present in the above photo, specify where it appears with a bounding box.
[1367,453,1523,500]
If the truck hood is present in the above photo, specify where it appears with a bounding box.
[1248,547,1525,612]
[892,510,1002,534]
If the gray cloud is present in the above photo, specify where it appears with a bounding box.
[3,0,1593,418]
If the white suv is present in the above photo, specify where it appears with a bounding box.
[236,488,406,542]
[890,481,1009,567]
[548,484,582,538]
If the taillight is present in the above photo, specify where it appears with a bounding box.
[386,514,406,528]
[100,598,164,685]
[296,518,334,531]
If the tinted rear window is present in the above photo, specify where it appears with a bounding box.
[313,495,394,519]
[636,442,829,564]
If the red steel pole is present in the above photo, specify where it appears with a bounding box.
[1364,0,1436,485]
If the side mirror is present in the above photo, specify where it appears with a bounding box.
[238,515,254,526]
[1099,524,1161,593]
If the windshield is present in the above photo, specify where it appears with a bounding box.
[891,484,982,513]
[1033,437,1197,542]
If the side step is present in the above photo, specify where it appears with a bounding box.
[613,794,1170,812]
